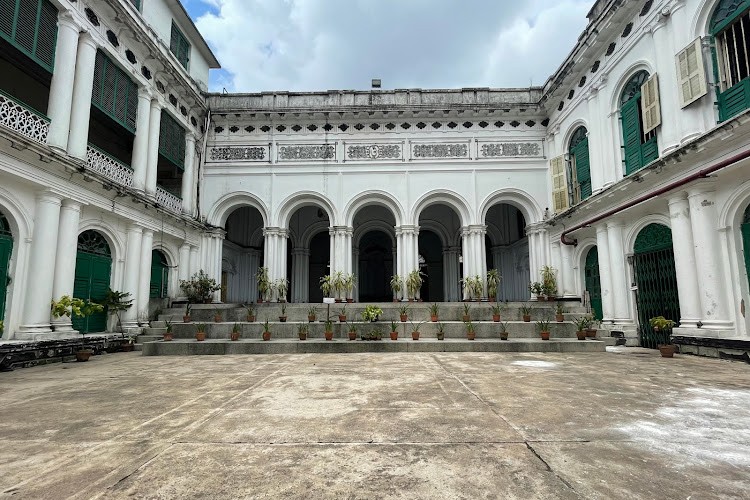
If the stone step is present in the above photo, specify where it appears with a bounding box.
[142,327,166,334]
[136,334,163,343]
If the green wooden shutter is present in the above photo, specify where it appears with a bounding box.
[150,250,168,298]
[742,222,750,289]
[159,111,186,168]
[72,251,111,333]
[91,50,139,133]
[572,137,591,200]
[719,79,750,121]
[72,252,92,333]
[0,0,58,72]
[0,234,12,322]
[170,22,190,69]
[584,247,603,321]
[621,96,643,175]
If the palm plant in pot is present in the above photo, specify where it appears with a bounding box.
[275,278,289,303]
[103,288,133,336]
[520,303,532,322]
[399,305,408,322]
[244,303,256,322]
[324,318,334,341]
[389,320,399,341]
[410,320,425,340]
[298,324,308,341]
[183,302,192,323]
[337,306,347,323]
[262,319,271,341]
[555,303,565,322]
[213,309,223,323]
[348,323,358,341]
[573,316,590,341]
[486,269,500,301]
[344,274,356,303]
[406,269,423,301]
[195,323,207,342]
[436,322,446,341]
[649,316,677,357]
[163,319,174,341]
[332,271,345,303]
[429,303,439,322]
[307,306,317,322]
[51,295,104,361]
[540,265,558,301]
[586,316,599,338]
[499,321,509,341]
[465,320,476,340]
[230,322,241,341]
[462,303,471,322]
[319,274,333,299]
[390,274,403,302]
[536,318,552,341]
[491,304,502,322]
[256,267,270,303]
[279,304,287,322]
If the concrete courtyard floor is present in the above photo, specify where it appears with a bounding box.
[0,348,749,499]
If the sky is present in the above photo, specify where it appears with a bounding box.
[182,0,597,93]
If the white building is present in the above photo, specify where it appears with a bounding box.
[2,0,750,353]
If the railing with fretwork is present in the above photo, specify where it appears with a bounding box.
[0,90,50,144]
[86,145,134,188]
[156,185,182,214]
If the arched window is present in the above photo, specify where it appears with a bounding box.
[74,231,111,333]
[711,0,750,120]
[620,70,659,175]
[568,127,591,202]
[150,250,169,299]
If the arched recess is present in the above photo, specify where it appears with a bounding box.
[478,188,542,226]
[484,203,529,301]
[569,126,591,202]
[741,204,750,289]
[418,203,464,301]
[619,69,659,175]
[276,191,337,229]
[223,205,265,304]
[74,230,112,333]
[584,246,603,320]
[0,212,14,326]
[353,207,397,302]
[150,249,169,299]
[344,190,405,227]
[207,192,269,228]
[412,190,472,227]
[0,192,30,337]
[632,223,681,349]
[288,205,331,302]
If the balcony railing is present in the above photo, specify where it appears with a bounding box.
[86,145,134,188]
[0,90,49,144]
[156,185,182,214]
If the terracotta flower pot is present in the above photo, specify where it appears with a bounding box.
[214,315,222,323]
[467,332,476,341]
[348,331,357,341]
[247,315,255,322]
[122,343,134,352]
[308,315,316,322]
[325,331,333,341]
[298,333,307,341]
[338,315,346,323]
[390,331,398,341]
[500,332,508,341]
[586,328,597,338]
[523,315,531,322]
[163,332,174,341]
[230,332,240,341]
[411,331,420,341]
[346,298,354,303]
[430,315,438,322]
[400,314,407,322]
[576,330,587,340]
[183,315,191,323]
[659,344,675,358]
[540,331,550,341]
[555,314,564,322]
[462,315,470,322]
[489,296,496,302]
[262,331,271,341]
[436,333,445,341]
[335,298,343,303]
[492,314,500,322]
[76,350,93,362]
[196,332,206,341]
[279,316,287,323]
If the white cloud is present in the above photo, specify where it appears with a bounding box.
[195,0,595,92]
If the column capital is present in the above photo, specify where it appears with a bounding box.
[207,228,227,240]
[141,228,154,238]
[686,179,718,198]
[57,10,80,31]
[605,219,625,230]
[138,86,154,101]
[395,225,419,236]
[467,224,487,235]
[667,191,689,206]
[263,226,282,237]
[150,98,164,111]
[595,223,609,236]
[60,199,84,212]
[77,30,98,49]
[186,131,197,144]
[36,190,63,205]
[292,248,311,257]
[126,223,144,234]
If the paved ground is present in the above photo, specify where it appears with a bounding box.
[0,349,749,499]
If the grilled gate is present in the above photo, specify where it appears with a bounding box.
[632,224,681,348]
[584,246,603,320]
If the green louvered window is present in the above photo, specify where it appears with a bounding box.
[170,22,190,69]
[91,50,138,133]
[128,0,141,10]
[0,0,58,72]
[620,71,658,176]
[569,126,591,203]
[159,110,185,169]
[711,0,750,121]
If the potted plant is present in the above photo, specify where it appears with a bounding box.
[470,275,484,301]
[650,316,676,357]
[348,323,358,341]
[163,319,174,341]
[275,278,289,303]
[499,321,509,341]
[410,321,424,340]
[337,306,347,323]
[230,323,241,341]
[344,274,356,303]
[540,265,558,300]
[183,302,192,323]
[390,274,403,302]
[196,323,207,342]
[307,306,318,322]
[103,288,133,334]
[529,281,543,301]
[361,328,383,341]
[256,267,270,303]
[389,320,399,341]
[298,324,308,341]
[436,322,446,341]
[214,309,223,323]
[399,305,408,322]
[332,271,345,302]
[279,304,287,323]
[536,319,551,341]
[520,304,532,322]
[122,334,136,351]
[486,269,500,301]
[244,303,256,322]
[584,316,598,337]
[465,320,476,341]
[362,305,382,323]
[555,303,565,322]
[491,304,501,322]
[180,270,221,304]
[429,303,439,322]
[51,295,104,361]
[324,318,334,341]
[462,303,471,322]
[262,319,271,341]
[574,317,590,341]
[319,274,333,299]
[406,269,423,301]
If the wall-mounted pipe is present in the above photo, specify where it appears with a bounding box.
[561,148,750,245]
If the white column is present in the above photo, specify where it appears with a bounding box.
[66,32,97,159]
[560,242,576,297]
[46,13,79,151]
[51,200,83,333]
[131,88,152,192]
[145,100,163,196]
[461,227,470,299]
[120,225,143,328]
[606,221,630,323]
[395,228,404,285]
[688,185,733,330]
[277,229,288,301]
[181,133,196,214]
[443,246,460,302]
[178,243,191,283]
[527,228,540,299]
[137,229,154,324]
[595,225,614,322]
[667,194,701,328]
[18,192,63,334]
[189,246,199,277]
[291,248,310,303]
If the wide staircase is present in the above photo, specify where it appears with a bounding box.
[140,302,607,355]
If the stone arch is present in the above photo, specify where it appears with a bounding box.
[609,61,655,113]
[478,188,542,225]
[299,221,331,249]
[692,0,729,39]
[344,190,405,227]
[152,241,178,269]
[411,190,472,227]
[276,191,337,228]
[354,220,397,248]
[0,188,31,243]
[720,178,750,228]
[77,220,124,263]
[624,214,672,254]
[418,220,452,248]
[207,192,269,228]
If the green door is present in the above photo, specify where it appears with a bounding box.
[632,224,681,349]
[584,247,603,320]
[150,250,168,298]
[72,231,111,333]
[742,205,750,288]
[0,213,12,324]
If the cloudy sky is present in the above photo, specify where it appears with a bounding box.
[182,0,596,93]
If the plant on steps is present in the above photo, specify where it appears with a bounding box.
[555,303,565,322]
[540,265,558,300]
[429,303,439,322]
[462,303,471,322]
[573,316,590,340]
[319,274,333,299]
[262,319,271,341]
[298,324,308,341]
[338,306,347,323]
[536,318,551,340]
[409,320,425,341]
[362,305,383,322]
[184,302,192,323]
[164,319,174,341]
[180,270,221,304]
[491,304,502,322]
[406,270,424,301]
[390,274,403,302]
[256,267,270,303]
[279,304,287,322]
[399,305,408,322]
[231,322,241,341]
[348,323,358,341]
[324,318,334,341]
[465,320,476,341]
[244,303,256,322]
[307,306,318,322]
[195,323,207,342]
[436,321,445,341]
[343,274,356,302]
[520,303,532,322]
[213,309,223,323]
[499,321,509,341]
[486,269,501,301]
[389,320,399,341]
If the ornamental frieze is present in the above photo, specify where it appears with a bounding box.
[208,146,268,162]
[345,144,402,161]
[278,144,336,161]
[477,141,543,158]
[411,142,469,159]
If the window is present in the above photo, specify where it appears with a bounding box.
[127,0,141,10]
[159,110,186,168]
[170,22,190,69]
[550,155,569,214]
[150,250,169,298]
[568,127,591,203]
[0,0,58,72]
[620,71,659,175]
[91,50,138,133]
[711,0,750,120]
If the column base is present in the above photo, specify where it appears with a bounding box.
[14,329,82,341]
[676,318,701,329]
[676,323,736,338]
[121,320,140,330]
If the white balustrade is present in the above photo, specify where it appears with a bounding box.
[155,186,183,214]
[86,146,134,187]
[0,91,50,144]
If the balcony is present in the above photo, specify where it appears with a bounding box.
[0,90,49,145]
[86,144,134,188]
[156,185,182,214]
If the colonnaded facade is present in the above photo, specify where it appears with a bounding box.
[2,0,750,350]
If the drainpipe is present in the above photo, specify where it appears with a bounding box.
[561,148,750,245]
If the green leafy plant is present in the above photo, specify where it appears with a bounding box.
[324,318,334,332]
[406,269,424,299]
[520,304,532,316]
[649,316,676,330]
[429,303,439,316]
[574,316,592,331]
[499,321,509,333]
[256,267,270,301]
[274,278,289,302]
[319,274,333,297]
[540,265,558,297]
[486,269,501,299]
[536,319,552,332]
[180,270,221,303]
[555,303,565,315]
[232,322,240,333]
[298,324,308,335]
[51,295,104,319]
[348,323,358,333]
[343,273,356,298]
[332,271,346,298]
[529,281,543,295]
[390,320,399,332]
[102,289,133,333]
[390,274,403,297]
[196,323,207,333]
[165,319,173,333]
[409,320,425,332]
[263,319,271,333]
[307,306,318,317]
[185,302,192,317]
[491,304,501,315]
[244,303,255,316]
[398,305,408,315]
[362,305,383,322]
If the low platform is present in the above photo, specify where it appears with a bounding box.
[673,335,750,363]
[142,338,606,356]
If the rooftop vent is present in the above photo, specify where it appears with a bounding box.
[371,79,381,89]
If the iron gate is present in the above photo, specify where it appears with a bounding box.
[584,247,603,320]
